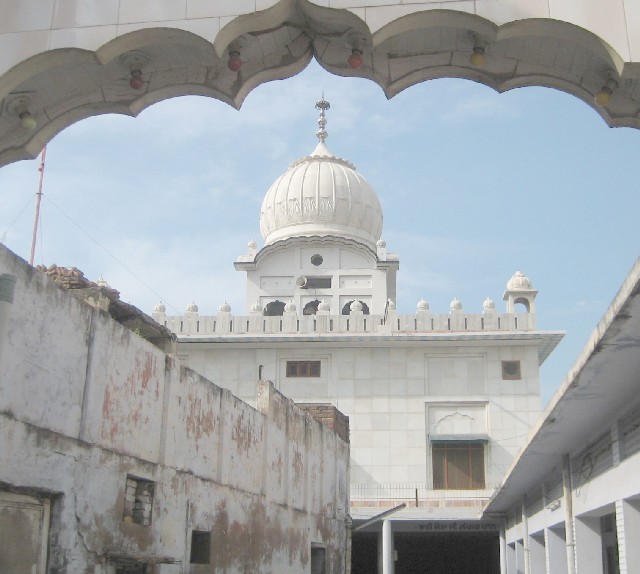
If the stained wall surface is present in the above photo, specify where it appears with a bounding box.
[0,244,350,574]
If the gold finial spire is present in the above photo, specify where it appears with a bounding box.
[315,95,330,143]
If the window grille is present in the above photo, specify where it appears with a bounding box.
[286,360,321,377]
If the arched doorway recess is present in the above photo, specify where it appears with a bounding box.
[1,0,639,166]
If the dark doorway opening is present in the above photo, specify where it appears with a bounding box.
[352,530,500,574]
[351,532,378,574]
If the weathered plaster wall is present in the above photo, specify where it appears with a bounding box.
[0,244,350,573]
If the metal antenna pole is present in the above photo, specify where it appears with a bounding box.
[29,146,47,266]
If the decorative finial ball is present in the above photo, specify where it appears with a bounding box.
[227,51,242,72]
[219,301,231,313]
[318,300,330,312]
[377,239,387,248]
[186,301,199,313]
[248,239,257,250]
[348,50,363,69]
[96,274,110,288]
[154,301,166,313]
[450,298,462,311]
[350,300,363,312]
[483,297,496,310]
[250,300,262,312]
[417,299,429,311]
[387,299,396,311]
[284,300,296,313]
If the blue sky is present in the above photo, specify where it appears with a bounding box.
[1,60,638,405]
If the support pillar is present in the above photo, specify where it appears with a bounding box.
[500,526,508,574]
[382,519,394,574]
[562,455,576,574]
[522,499,530,574]
[620,499,640,574]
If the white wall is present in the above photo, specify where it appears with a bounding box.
[182,339,542,491]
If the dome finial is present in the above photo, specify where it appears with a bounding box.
[315,95,330,143]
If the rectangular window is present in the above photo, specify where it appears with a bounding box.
[190,530,211,564]
[304,277,332,289]
[286,360,321,377]
[123,476,154,525]
[501,360,522,380]
[432,443,485,489]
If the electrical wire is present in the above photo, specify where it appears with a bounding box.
[0,195,35,244]
[41,194,180,314]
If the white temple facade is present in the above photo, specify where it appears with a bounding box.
[154,99,564,573]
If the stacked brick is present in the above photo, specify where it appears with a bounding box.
[123,476,154,526]
[35,264,120,299]
[297,403,350,443]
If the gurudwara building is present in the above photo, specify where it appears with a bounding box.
[154,99,564,573]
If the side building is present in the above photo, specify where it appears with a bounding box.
[484,257,640,574]
[0,244,350,574]
[157,99,564,573]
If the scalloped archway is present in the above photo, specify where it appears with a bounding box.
[1,0,639,167]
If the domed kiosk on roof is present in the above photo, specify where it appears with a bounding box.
[503,270,538,313]
[235,98,398,316]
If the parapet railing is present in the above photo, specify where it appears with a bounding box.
[350,482,496,508]
[154,311,536,337]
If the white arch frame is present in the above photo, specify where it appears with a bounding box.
[1,0,639,166]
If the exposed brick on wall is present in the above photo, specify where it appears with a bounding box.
[297,403,350,443]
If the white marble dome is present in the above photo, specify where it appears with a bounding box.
[259,102,383,250]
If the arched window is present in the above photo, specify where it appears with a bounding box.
[264,300,286,316]
[513,297,531,313]
[303,300,321,315]
[341,300,370,315]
